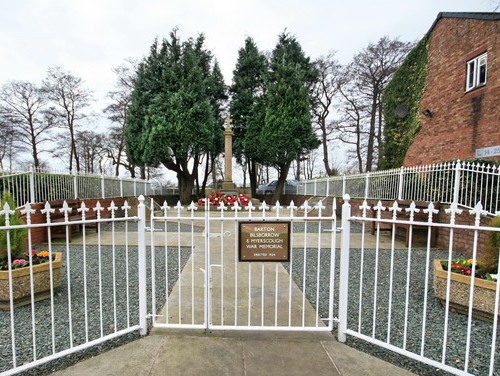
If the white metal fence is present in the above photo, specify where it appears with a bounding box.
[149,199,338,331]
[0,168,165,205]
[341,197,499,376]
[1,195,499,376]
[0,198,147,376]
[299,160,500,215]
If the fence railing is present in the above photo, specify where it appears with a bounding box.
[0,198,147,376]
[0,169,168,205]
[2,195,499,375]
[340,197,500,376]
[298,160,500,215]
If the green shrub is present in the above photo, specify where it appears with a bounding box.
[0,191,27,261]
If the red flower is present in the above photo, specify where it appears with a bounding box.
[462,268,472,276]
[199,192,251,207]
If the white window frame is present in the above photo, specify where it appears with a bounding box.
[466,52,487,92]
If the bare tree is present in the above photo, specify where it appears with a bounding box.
[104,59,138,176]
[0,81,55,169]
[337,75,370,173]
[42,66,93,173]
[0,111,17,169]
[75,130,108,174]
[304,149,319,179]
[341,37,413,172]
[311,52,342,176]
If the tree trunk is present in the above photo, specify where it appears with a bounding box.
[201,153,211,197]
[242,163,247,189]
[69,124,80,173]
[177,171,195,204]
[321,131,334,176]
[69,146,74,173]
[31,138,40,169]
[271,163,291,205]
[295,159,301,181]
[365,91,378,172]
[377,98,383,164]
[114,146,122,176]
[356,120,363,173]
[248,159,258,197]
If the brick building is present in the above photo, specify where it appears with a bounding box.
[404,12,500,166]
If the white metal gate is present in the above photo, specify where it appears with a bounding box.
[148,199,339,331]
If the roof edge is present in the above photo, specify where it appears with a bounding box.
[426,12,500,35]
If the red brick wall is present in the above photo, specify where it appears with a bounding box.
[404,17,500,166]
[348,198,493,258]
[28,203,47,246]
[436,204,492,258]
[24,198,127,246]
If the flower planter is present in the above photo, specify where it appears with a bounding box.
[433,259,499,322]
[0,252,63,310]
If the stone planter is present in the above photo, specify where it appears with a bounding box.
[433,259,499,322]
[0,252,63,309]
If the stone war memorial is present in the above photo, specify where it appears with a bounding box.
[220,117,237,193]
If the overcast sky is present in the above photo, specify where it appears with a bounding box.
[0,0,495,110]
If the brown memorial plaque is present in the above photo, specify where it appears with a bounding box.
[239,222,290,262]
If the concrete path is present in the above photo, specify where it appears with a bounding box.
[53,330,417,376]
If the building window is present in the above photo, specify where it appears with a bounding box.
[466,53,487,92]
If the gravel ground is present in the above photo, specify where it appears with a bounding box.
[284,245,500,376]
[100,220,205,233]
[0,245,191,375]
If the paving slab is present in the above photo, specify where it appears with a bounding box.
[51,331,418,376]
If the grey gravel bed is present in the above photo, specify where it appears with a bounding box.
[284,246,500,376]
[100,220,204,232]
[0,245,191,375]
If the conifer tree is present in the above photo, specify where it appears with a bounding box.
[229,37,267,195]
[247,32,319,203]
[125,30,225,203]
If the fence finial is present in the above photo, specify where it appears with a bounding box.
[469,202,488,226]
[359,200,371,218]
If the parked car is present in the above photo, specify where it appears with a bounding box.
[256,179,299,194]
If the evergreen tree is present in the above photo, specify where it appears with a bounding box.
[125,30,225,203]
[200,59,226,193]
[229,37,267,195]
[251,32,319,203]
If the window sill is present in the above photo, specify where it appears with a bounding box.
[464,84,486,96]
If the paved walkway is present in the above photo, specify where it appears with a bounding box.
[52,214,416,375]
[53,330,417,376]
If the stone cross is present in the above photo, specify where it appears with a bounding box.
[222,117,236,190]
